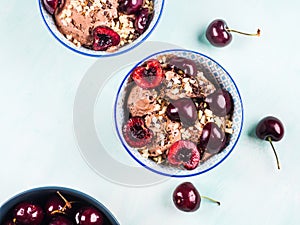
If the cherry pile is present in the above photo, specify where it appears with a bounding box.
[2,191,110,225]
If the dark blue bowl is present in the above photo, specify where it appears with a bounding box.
[0,186,120,225]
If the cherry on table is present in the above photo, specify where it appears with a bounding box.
[173,182,220,212]
[205,19,260,47]
[13,202,44,225]
[256,116,284,169]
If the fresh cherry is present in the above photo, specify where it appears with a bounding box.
[206,19,260,47]
[118,0,143,14]
[256,116,284,169]
[92,26,120,51]
[205,89,233,117]
[134,8,152,34]
[168,57,197,76]
[45,191,73,216]
[131,59,164,89]
[173,182,220,212]
[43,0,61,15]
[168,140,200,170]
[123,117,154,148]
[199,122,226,154]
[75,207,104,225]
[13,202,44,225]
[166,98,197,127]
[48,216,74,225]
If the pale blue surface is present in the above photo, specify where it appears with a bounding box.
[0,1,300,225]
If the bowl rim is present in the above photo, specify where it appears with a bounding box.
[38,0,165,57]
[114,48,244,177]
[0,186,120,225]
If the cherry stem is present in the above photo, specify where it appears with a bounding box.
[56,191,72,209]
[202,196,221,206]
[226,28,261,37]
[267,137,281,170]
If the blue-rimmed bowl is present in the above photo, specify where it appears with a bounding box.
[114,49,243,177]
[0,186,120,225]
[38,0,164,57]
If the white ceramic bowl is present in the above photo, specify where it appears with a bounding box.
[38,0,165,57]
[114,49,244,177]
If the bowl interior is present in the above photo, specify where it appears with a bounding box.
[114,49,243,177]
[38,0,165,57]
[0,187,119,225]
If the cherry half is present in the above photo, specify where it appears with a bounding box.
[123,117,154,148]
[173,182,220,212]
[131,59,164,89]
[167,140,200,170]
[256,116,284,170]
[206,19,260,47]
[13,202,44,225]
[92,26,120,51]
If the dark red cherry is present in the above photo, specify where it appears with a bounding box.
[45,195,65,216]
[166,98,197,127]
[173,182,200,212]
[199,122,226,154]
[75,207,104,225]
[205,89,233,117]
[13,202,44,225]
[45,192,73,216]
[123,117,153,148]
[92,26,120,51]
[168,57,197,76]
[173,182,220,212]
[206,19,260,47]
[256,116,284,169]
[134,8,151,34]
[43,0,61,15]
[48,216,74,225]
[118,0,143,14]
[206,19,232,47]
[168,140,200,170]
[131,59,164,89]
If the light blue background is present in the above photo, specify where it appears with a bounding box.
[0,0,299,224]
